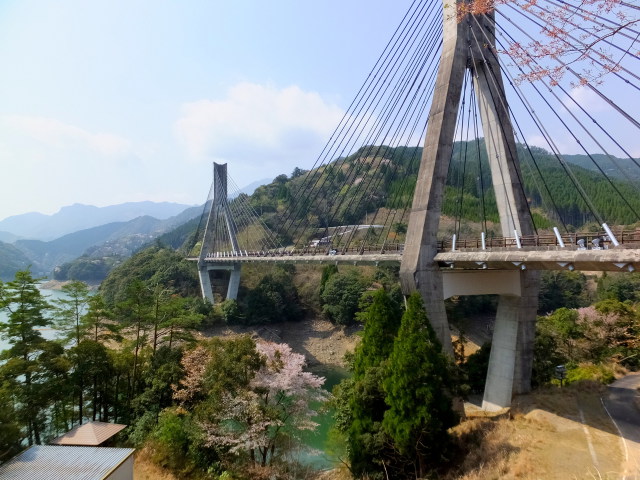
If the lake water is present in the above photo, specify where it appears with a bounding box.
[0,286,69,352]
[297,365,349,469]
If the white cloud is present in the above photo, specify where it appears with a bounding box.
[2,115,132,157]
[563,86,610,114]
[174,82,345,177]
[0,115,142,219]
[526,133,580,155]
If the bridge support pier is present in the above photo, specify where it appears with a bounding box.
[440,269,539,407]
[198,263,241,305]
[482,270,539,410]
[227,263,241,300]
[414,266,454,356]
[400,0,539,410]
[199,266,214,303]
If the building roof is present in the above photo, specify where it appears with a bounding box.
[50,421,127,446]
[0,445,135,480]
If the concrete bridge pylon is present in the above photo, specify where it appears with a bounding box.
[399,2,540,410]
[197,162,242,304]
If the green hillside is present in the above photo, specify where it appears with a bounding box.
[561,153,640,182]
[0,242,31,280]
[238,142,640,250]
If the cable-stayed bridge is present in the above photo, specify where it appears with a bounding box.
[188,0,640,411]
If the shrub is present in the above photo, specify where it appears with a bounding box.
[565,363,615,385]
[321,270,367,325]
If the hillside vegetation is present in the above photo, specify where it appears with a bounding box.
[3,143,638,281]
[243,142,640,251]
[1,215,639,479]
[0,242,31,280]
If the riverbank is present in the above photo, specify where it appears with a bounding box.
[39,279,101,290]
[201,317,362,369]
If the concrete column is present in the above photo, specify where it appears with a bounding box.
[198,267,214,304]
[399,1,540,405]
[226,263,241,301]
[482,294,520,411]
[482,269,540,410]
[513,270,540,394]
[399,2,467,355]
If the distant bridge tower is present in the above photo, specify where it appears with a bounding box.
[399,1,539,410]
[197,163,241,304]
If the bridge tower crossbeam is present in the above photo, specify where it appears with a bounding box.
[399,1,539,410]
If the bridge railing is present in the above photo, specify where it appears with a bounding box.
[437,230,640,251]
[199,230,640,259]
[201,243,406,259]
[246,243,405,257]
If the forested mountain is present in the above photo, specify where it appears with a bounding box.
[0,242,31,280]
[562,153,640,182]
[5,143,638,281]
[0,201,195,241]
[0,206,202,280]
[447,142,640,228]
[242,142,640,247]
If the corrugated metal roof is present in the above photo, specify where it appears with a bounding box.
[50,421,127,446]
[0,445,135,480]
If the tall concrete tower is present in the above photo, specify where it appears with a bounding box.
[197,163,242,304]
[399,2,540,410]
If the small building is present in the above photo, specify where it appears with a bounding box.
[50,421,127,447]
[0,445,135,480]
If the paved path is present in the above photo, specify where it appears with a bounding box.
[602,373,640,480]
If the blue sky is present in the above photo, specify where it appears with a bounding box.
[0,0,638,221]
[0,0,412,220]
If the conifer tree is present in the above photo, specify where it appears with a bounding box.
[0,382,21,462]
[52,280,91,346]
[353,289,402,377]
[383,292,458,477]
[0,270,55,445]
[341,289,403,477]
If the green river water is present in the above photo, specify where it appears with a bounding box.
[297,365,349,469]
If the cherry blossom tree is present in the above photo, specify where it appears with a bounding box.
[202,341,327,467]
[172,344,211,409]
[458,0,639,85]
[174,339,328,468]
[577,301,639,362]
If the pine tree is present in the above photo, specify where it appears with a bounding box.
[383,292,458,478]
[52,280,91,346]
[0,270,55,445]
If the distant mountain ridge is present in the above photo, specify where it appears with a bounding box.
[0,201,196,241]
[561,153,640,182]
[9,206,202,278]
[0,242,31,280]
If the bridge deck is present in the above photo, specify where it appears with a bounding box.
[435,246,640,272]
[190,234,640,271]
[190,252,403,266]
